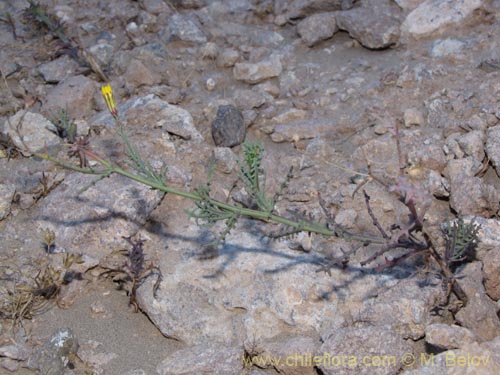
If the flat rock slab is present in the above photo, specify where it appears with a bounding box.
[135,228,347,346]
[36,172,163,259]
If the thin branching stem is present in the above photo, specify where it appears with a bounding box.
[36,150,385,243]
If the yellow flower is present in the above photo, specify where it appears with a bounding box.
[101,84,118,119]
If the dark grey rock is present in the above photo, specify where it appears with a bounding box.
[336,0,403,49]
[211,105,246,147]
[297,12,338,47]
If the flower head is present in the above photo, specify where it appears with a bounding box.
[101,84,118,119]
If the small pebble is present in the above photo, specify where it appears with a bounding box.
[373,124,388,135]
[206,78,216,91]
[404,108,425,127]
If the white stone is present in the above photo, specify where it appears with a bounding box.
[206,77,216,91]
[401,0,484,38]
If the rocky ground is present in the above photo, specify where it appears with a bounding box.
[1,0,500,374]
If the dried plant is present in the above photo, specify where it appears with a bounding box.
[41,227,56,253]
[0,253,83,325]
[27,173,64,208]
[98,236,162,312]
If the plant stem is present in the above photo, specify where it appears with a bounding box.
[36,152,384,244]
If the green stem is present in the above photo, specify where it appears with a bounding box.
[36,152,383,244]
